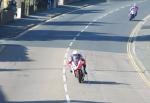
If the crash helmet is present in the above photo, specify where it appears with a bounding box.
[72,50,78,55]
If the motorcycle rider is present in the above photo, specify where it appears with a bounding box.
[129,3,139,17]
[68,50,87,75]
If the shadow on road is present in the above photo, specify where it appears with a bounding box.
[0,88,6,103]
[131,19,143,22]
[0,87,109,103]
[0,44,31,62]
[10,101,109,103]
[83,80,128,85]
[44,21,114,26]
[69,9,105,14]
[14,30,128,42]
[69,0,107,6]
[10,28,150,53]
[0,68,21,72]
[135,34,150,41]
[13,28,150,42]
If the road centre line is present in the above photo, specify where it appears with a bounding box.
[64,87,68,93]
[63,75,67,83]
[69,42,73,47]
[63,68,66,74]
[66,47,70,53]
[64,53,68,59]
[66,94,70,103]
[93,19,97,22]
[73,37,77,41]
[85,25,89,29]
[81,29,85,32]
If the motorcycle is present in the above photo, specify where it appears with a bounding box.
[129,10,137,21]
[70,60,85,83]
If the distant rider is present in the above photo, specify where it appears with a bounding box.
[129,3,139,16]
[68,50,87,75]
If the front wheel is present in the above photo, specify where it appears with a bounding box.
[78,69,84,83]
[129,14,135,21]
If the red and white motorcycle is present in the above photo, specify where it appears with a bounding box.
[70,59,86,83]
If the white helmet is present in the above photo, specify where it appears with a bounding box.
[72,50,78,55]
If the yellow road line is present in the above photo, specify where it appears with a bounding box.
[127,15,150,87]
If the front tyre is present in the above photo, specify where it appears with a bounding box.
[78,69,84,83]
[129,14,135,21]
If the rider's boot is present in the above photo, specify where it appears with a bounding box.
[84,68,87,75]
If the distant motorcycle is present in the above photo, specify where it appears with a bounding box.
[129,3,139,21]
[128,10,137,21]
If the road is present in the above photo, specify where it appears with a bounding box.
[0,0,150,103]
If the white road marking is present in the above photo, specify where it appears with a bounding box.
[63,68,66,74]
[93,19,97,22]
[85,25,89,29]
[65,53,68,59]
[73,37,77,41]
[66,47,70,53]
[81,29,84,33]
[69,42,73,47]
[63,75,67,83]
[64,84,68,92]
[66,94,70,102]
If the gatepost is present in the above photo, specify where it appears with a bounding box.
[16,0,21,18]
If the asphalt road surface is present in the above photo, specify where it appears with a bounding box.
[0,0,150,103]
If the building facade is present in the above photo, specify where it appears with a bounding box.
[0,0,83,25]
